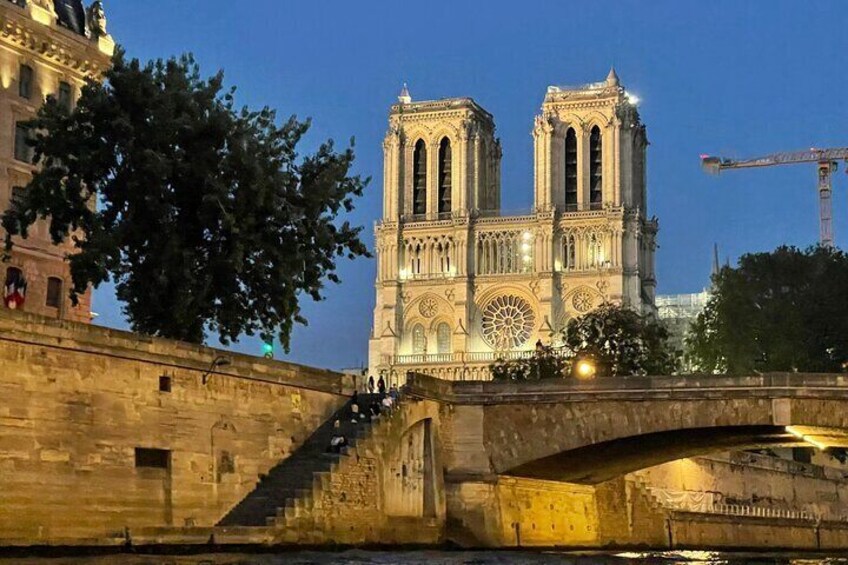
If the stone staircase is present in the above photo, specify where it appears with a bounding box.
[218,393,385,528]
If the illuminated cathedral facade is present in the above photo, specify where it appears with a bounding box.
[369,70,658,381]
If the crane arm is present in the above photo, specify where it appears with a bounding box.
[702,148,848,173]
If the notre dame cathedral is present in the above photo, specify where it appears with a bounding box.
[369,70,658,382]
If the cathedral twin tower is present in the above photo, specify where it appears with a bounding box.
[370,70,658,382]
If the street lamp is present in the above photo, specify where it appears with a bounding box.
[202,355,231,385]
[573,353,598,381]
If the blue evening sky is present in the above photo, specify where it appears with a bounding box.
[93,1,848,369]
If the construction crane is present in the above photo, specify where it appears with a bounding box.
[701,148,848,248]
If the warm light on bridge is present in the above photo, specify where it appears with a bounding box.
[786,426,828,451]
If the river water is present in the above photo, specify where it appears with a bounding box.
[3,551,848,565]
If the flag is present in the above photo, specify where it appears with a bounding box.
[3,269,27,310]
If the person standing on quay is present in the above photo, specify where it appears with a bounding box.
[368,375,375,393]
[377,375,386,395]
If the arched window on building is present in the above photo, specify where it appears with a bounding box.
[438,137,452,216]
[436,323,451,354]
[3,266,26,310]
[46,277,63,308]
[412,324,426,354]
[589,126,603,210]
[410,242,423,275]
[564,128,578,211]
[413,140,427,216]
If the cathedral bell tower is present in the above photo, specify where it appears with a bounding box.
[371,87,502,378]
[381,86,501,222]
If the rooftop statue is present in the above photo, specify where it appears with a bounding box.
[86,0,106,37]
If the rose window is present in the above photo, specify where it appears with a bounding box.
[418,297,438,318]
[481,295,536,350]
[572,290,594,313]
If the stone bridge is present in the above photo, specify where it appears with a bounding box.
[406,373,848,484]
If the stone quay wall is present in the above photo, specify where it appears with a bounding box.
[0,309,354,545]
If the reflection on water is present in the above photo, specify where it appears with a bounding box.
[3,551,848,565]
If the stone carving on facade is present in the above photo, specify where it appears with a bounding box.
[572,289,594,313]
[418,296,438,318]
[86,1,107,37]
[480,295,536,350]
[31,0,54,10]
[444,288,455,301]
[528,279,540,297]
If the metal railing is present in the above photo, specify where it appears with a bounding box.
[710,504,814,521]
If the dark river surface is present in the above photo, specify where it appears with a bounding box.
[3,551,848,565]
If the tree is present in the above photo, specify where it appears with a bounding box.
[491,344,569,382]
[2,49,369,348]
[562,303,679,377]
[490,304,677,381]
[687,246,848,374]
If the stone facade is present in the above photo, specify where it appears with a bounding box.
[0,0,114,323]
[0,309,353,544]
[369,70,658,382]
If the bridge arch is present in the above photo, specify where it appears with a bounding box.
[406,373,848,484]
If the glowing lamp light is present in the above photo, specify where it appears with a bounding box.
[522,231,533,242]
[262,342,274,359]
[521,243,531,252]
[398,268,409,280]
[575,359,597,380]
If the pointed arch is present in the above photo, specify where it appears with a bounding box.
[564,127,578,212]
[438,137,452,215]
[589,126,602,210]
[436,322,452,354]
[413,139,427,215]
[411,323,426,354]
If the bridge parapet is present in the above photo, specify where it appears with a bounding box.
[406,372,848,405]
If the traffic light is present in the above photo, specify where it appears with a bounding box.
[262,341,274,359]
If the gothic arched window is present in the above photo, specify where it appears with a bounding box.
[413,140,427,216]
[436,323,451,354]
[589,126,602,210]
[564,128,578,211]
[412,324,426,354]
[438,137,452,215]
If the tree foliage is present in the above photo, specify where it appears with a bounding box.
[490,303,678,381]
[491,345,569,382]
[562,303,679,377]
[2,49,369,347]
[687,246,848,374]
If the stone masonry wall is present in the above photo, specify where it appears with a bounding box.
[0,309,353,545]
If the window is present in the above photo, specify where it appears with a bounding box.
[413,140,427,216]
[45,277,62,308]
[589,126,603,209]
[412,324,426,354]
[14,123,33,163]
[58,81,72,111]
[135,447,170,469]
[436,323,451,354]
[19,64,32,99]
[438,137,452,215]
[564,128,578,211]
[5,267,23,283]
[159,375,172,393]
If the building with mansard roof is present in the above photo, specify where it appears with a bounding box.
[369,70,658,382]
[0,0,113,321]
